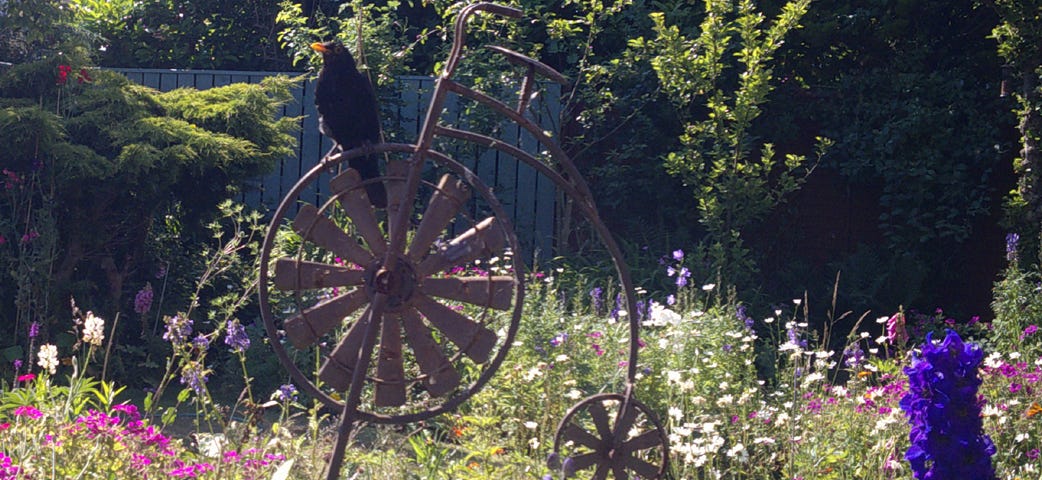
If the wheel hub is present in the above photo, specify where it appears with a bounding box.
[364,256,417,309]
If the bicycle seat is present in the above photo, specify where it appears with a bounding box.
[485,45,568,85]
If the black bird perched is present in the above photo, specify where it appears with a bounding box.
[311,41,387,208]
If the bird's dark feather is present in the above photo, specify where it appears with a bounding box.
[313,42,386,207]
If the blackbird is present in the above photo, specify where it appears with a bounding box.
[311,41,387,208]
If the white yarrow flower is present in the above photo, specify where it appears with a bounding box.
[38,344,59,374]
[82,311,105,346]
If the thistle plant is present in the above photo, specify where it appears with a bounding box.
[899,329,996,479]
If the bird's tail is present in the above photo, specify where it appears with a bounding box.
[349,153,388,209]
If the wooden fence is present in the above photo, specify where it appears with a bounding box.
[115,68,560,260]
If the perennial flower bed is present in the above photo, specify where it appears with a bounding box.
[2,253,1042,479]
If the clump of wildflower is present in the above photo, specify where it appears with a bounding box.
[134,283,154,315]
[163,315,193,347]
[13,405,43,419]
[899,329,995,479]
[82,311,105,346]
[0,451,20,478]
[550,332,568,347]
[224,319,250,353]
[37,344,58,374]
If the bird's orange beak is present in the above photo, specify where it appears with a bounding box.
[310,42,328,53]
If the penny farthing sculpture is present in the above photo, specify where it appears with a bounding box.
[258,4,669,479]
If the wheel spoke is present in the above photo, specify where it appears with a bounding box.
[569,452,601,473]
[273,259,365,291]
[284,289,368,349]
[590,462,610,480]
[588,400,614,441]
[612,461,629,480]
[562,422,603,450]
[399,309,461,397]
[318,308,373,391]
[621,454,660,479]
[330,169,387,256]
[411,293,496,363]
[613,402,638,440]
[292,204,373,266]
[422,276,514,310]
[406,174,470,261]
[374,313,406,407]
[622,429,664,452]
[416,216,506,277]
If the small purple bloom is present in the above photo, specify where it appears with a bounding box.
[274,384,297,402]
[676,267,690,288]
[224,319,250,353]
[28,321,39,339]
[666,294,676,306]
[550,333,567,347]
[672,249,684,261]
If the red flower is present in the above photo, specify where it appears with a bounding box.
[76,68,92,84]
[16,373,35,383]
[56,65,72,85]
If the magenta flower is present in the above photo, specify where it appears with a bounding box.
[13,405,43,419]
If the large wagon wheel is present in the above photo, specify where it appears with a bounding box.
[551,392,670,480]
[258,143,523,423]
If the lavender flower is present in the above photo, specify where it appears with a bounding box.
[589,287,603,314]
[843,345,865,369]
[192,334,210,352]
[224,319,250,353]
[899,330,995,479]
[675,267,691,288]
[672,249,684,261]
[736,304,754,330]
[611,293,623,321]
[180,361,208,395]
[134,283,154,315]
[1006,232,1020,263]
[163,315,193,347]
[28,321,39,339]
[273,384,298,402]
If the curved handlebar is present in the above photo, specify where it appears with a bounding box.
[443,3,523,78]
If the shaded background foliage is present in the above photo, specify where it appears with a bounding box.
[1,0,1038,371]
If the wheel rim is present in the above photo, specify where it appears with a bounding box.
[259,143,524,423]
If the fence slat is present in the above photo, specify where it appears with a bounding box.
[113,68,559,262]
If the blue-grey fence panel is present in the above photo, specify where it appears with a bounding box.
[114,68,559,260]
